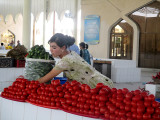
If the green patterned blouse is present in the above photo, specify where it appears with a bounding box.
[54,51,114,88]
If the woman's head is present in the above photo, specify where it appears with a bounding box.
[79,42,88,49]
[48,33,75,58]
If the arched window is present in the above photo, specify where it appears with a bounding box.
[110,20,133,59]
[129,1,160,69]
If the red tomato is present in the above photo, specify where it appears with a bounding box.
[144,101,151,107]
[110,114,116,120]
[119,110,126,116]
[155,107,160,114]
[146,107,154,114]
[148,94,155,101]
[143,113,151,119]
[152,113,160,119]
[53,80,61,86]
[99,95,108,102]
[90,88,99,94]
[137,113,143,119]
[152,101,160,108]
[111,88,117,93]
[125,92,133,99]
[134,90,141,95]
[132,94,142,101]
[70,80,78,86]
[137,106,145,113]
[104,112,110,119]
[117,89,123,94]
[85,85,90,93]
[122,88,129,94]
[96,83,104,89]
[125,105,131,112]
[56,86,63,92]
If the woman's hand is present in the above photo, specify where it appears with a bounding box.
[36,68,63,83]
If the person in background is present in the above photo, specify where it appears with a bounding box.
[17,40,21,46]
[67,36,80,55]
[8,40,15,48]
[0,43,5,50]
[79,42,91,64]
[37,33,114,89]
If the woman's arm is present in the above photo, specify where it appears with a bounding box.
[38,68,63,83]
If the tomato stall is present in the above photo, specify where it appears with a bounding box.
[0,77,160,120]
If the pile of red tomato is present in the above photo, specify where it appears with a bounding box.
[1,77,160,120]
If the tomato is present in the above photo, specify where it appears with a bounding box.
[66,99,72,105]
[131,101,137,107]
[99,102,106,107]
[148,94,155,101]
[84,104,90,110]
[144,101,151,107]
[152,101,160,108]
[73,85,80,91]
[155,107,160,114]
[117,89,122,94]
[152,113,160,119]
[137,106,145,113]
[99,95,108,102]
[125,105,131,112]
[100,107,107,114]
[143,113,151,119]
[90,88,99,94]
[134,90,141,95]
[56,86,63,92]
[122,88,129,94]
[146,107,154,114]
[96,83,104,89]
[94,110,101,116]
[132,112,137,119]
[109,114,116,120]
[53,80,61,86]
[117,94,124,101]
[99,88,109,95]
[126,112,132,117]
[70,80,78,86]
[125,92,133,99]
[119,110,126,116]
[71,94,78,100]
[132,94,142,101]
[104,112,110,119]
[85,85,90,93]
[111,88,117,93]
[81,84,87,91]
[90,104,95,110]
[131,107,137,113]
[109,105,116,113]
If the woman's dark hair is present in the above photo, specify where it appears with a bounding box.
[79,42,89,49]
[48,33,75,48]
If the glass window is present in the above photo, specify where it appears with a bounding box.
[110,20,133,60]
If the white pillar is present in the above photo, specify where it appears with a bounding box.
[22,0,31,50]
[43,0,46,47]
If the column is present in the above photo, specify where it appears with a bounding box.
[22,0,31,50]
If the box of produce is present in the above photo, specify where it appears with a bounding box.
[0,57,15,68]
[24,45,55,81]
[16,59,25,67]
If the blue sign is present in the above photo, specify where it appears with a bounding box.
[84,15,100,45]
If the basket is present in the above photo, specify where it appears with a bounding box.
[0,57,15,68]
[16,60,25,67]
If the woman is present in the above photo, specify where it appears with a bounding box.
[37,33,114,88]
[79,42,91,64]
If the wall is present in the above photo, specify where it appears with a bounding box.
[0,14,23,46]
[81,0,159,64]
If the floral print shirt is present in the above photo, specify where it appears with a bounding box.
[54,51,114,88]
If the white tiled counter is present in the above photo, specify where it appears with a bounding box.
[0,68,25,91]
[94,58,141,83]
[0,97,101,120]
